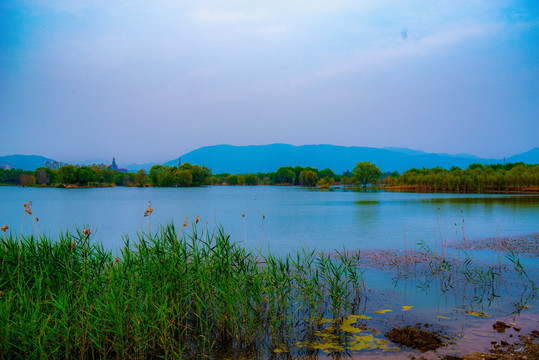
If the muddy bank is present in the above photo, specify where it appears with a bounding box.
[386,325,443,352]
[461,330,539,360]
[383,185,539,194]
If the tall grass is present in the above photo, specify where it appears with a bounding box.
[0,223,366,359]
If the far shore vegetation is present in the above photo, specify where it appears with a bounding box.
[1,161,538,193]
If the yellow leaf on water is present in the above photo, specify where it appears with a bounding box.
[465,311,490,318]
[374,309,392,314]
[351,314,373,320]
[341,323,363,333]
[273,349,283,353]
[317,318,335,324]
[437,315,451,319]
[307,341,344,353]
[347,334,392,351]
[342,316,356,326]
[402,306,413,311]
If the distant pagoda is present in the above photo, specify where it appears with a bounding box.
[111,158,118,171]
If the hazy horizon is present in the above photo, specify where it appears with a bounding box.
[2,1,538,163]
[2,142,538,168]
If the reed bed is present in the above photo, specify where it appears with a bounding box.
[0,223,366,359]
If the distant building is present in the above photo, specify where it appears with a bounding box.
[178,157,181,167]
[110,158,118,171]
[1,164,10,170]
[45,160,62,169]
[110,158,127,172]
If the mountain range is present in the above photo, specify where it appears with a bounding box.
[1,144,538,174]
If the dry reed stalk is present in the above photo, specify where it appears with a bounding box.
[495,222,503,266]
[20,201,32,241]
[33,216,40,243]
[260,215,265,253]
[436,207,440,256]
[18,201,32,285]
[242,213,246,249]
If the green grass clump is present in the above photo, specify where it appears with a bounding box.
[0,223,365,359]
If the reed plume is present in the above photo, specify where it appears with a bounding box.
[1,225,7,241]
[20,201,32,241]
[18,201,32,285]
[33,216,40,243]
[140,201,153,235]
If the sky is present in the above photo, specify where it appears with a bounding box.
[1,0,538,164]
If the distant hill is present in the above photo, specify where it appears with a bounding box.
[3,145,538,173]
[162,143,531,174]
[0,155,54,171]
[507,147,539,164]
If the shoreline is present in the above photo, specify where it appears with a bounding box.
[4,183,539,195]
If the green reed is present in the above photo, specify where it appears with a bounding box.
[391,239,536,309]
[0,223,366,359]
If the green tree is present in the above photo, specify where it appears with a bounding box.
[149,165,165,185]
[244,173,257,185]
[352,161,382,188]
[77,166,96,185]
[318,168,335,180]
[299,170,318,187]
[134,169,148,186]
[176,170,193,187]
[190,165,206,186]
[58,165,78,184]
[226,174,239,185]
[275,167,296,184]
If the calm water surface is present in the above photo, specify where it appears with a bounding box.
[1,186,538,254]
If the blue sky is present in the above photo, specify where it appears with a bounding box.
[1,0,538,164]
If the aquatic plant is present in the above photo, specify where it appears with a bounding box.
[0,223,367,359]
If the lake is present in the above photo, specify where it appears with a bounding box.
[2,185,539,357]
[1,185,538,255]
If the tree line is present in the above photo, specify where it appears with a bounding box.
[384,162,539,193]
[3,161,536,192]
[0,163,212,188]
[0,161,384,188]
[208,162,383,188]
